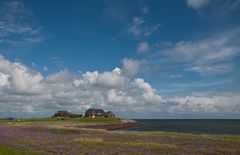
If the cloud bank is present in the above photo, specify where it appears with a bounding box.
[0,55,240,118]
[163,28,240,76]
[186,0,240,16]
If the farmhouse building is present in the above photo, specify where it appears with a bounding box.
[85,109,115,118]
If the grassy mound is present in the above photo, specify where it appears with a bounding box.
[15,117,121,123]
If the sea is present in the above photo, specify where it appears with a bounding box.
[122,119,240,135]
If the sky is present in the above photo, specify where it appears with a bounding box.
[0,0,240,118]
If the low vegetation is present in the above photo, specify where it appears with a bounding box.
[0,143,24,155]
[8,117,121,123]
[0,120,240,154]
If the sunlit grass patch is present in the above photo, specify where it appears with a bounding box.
[0,118,6,121]
[144,131,240,143]
[18,139,42,145]
[72,138,197,154]
[74,137,104,144]
[49,127,109,135]
[25,127,47,132]
[0,143,24,155]
[109,130,240,142]
[49,128,82,134]
[18,117,121,123]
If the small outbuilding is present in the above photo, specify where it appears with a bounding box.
[53,111,70,117]
[53,111,82,118]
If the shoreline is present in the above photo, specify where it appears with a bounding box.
[88,120,140,130]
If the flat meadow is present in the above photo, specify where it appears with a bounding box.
[0,118,240,155]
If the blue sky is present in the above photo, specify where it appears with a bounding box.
[0,0,240,118]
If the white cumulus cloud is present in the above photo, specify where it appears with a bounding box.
[187,0,210,9]
[137,42,150,54]
[0,55,240,118]
[128,17,160,37]
[122,58,142,76]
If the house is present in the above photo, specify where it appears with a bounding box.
[53,111,82,118]
[105,111,115,118]
[85,109,105,118]
[85,109,115,118]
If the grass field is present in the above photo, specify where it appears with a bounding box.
[1,117,121,123]
[0,143,23,155]
[0,120,240,154]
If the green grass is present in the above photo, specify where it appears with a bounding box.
[12,117,121,123]
[1,124,240,155]
[134,131,240,143]
[74,137,104,143]
[49,128,83,134]
[0,143,25,155]
[0,118,11,122]
[73,137,197,154]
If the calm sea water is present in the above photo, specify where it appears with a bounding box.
[122,119,240,135]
